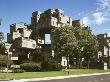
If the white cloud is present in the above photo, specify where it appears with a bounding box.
[82,17,90,26]
[93,12,105,25]
[82,12,107,25]
[97,0,110,10]
[82,0,110,26]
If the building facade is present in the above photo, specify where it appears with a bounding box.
[5,9,83,66]
[97,33,110,69]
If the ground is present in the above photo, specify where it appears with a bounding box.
[0,69,110,79]
[29,73,110,82]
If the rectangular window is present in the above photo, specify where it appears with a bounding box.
[53,21,54,25]
[59,17,61,21]
[64,61,65,65]
[45,34,51,44]
[32,44,35,48]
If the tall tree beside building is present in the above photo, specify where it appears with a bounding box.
[0,18,5,54]
[73,26,98,68]
[52,26,78,68]
[0,31,5,54]
[0,24,11,68]
[52,26,98,69]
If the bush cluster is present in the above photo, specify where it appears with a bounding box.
[20,62,41,72]
[13,69,25,73]
[0,67,5,70]
[42,59,62,71]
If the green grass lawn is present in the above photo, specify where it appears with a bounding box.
[0,69,110,79]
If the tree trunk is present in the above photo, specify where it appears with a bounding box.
[87,59,90,69]
[76,57,78,68]
[67,56,69,69]
[78,58,81,69]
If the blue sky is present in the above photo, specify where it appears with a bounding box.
[0,0,110,41]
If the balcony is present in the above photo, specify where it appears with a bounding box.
[15,37,36,49]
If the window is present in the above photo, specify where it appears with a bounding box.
[67,21,69,24]
[64,61,65,65]
[18,28,23,34]
[25,37,28,39]
[32,44,35,48]
[61,13,63,16]
[59,17,61,21]
[53,21,54,25]
[45,34,51,44]
[38,40,42,44]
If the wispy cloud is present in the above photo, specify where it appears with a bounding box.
[82,0,110,26]
[93,12,107,25]
[96,0,110,11]
[82,17,90,25]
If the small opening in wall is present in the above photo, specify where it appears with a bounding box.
[64,61,65,65]
[53,21,54,25]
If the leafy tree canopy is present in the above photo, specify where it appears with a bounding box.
[52,26,99,68]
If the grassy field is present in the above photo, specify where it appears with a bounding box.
[0,69,110,79]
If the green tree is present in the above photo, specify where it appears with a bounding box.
[41,55,62,71]
[52,26,98,69]
[0,32,5,54]
[28,48,43,63]
[52,26,78,68]
[73,26,98,68]
[83,35,98,69]
[0,54,13,68]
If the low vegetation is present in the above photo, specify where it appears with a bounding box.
[0,69,110,79]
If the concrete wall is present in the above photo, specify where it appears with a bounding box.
[21,38,36,49]
[7,32,21,43]
[104,46,108,56]
[61,56,67,66]
[22,28,31,38]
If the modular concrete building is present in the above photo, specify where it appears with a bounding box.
[5,9,83,66]
[97,33,110,69]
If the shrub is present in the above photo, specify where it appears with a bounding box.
[13,69,25,73]
[20,62,41,72]
[42,58,62,71]
[0,67,5,70]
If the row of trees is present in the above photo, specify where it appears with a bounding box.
[0,25,99,71]
[52,26,99,69]
[9,26,98,71]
